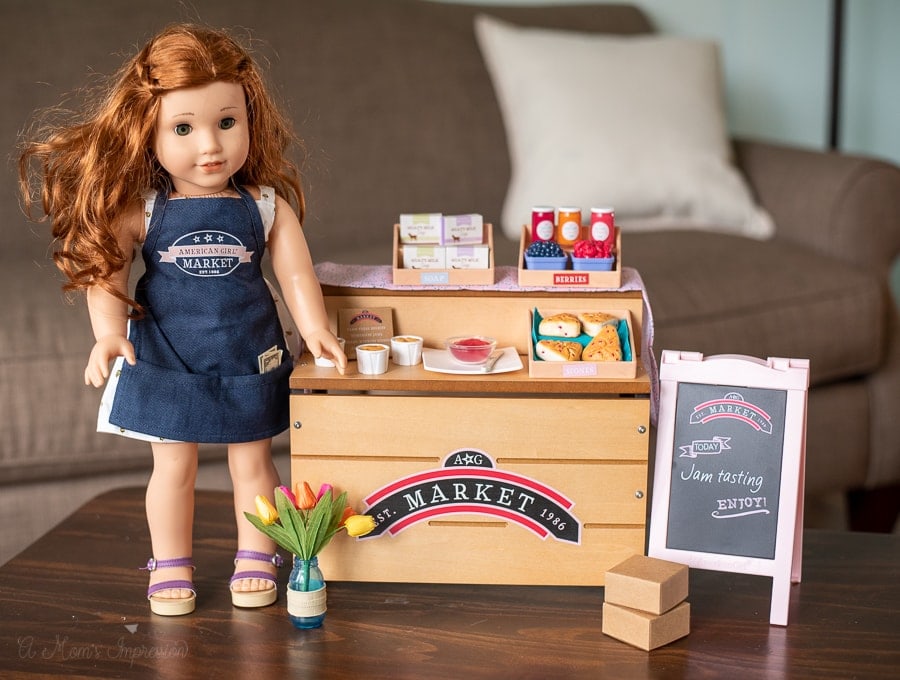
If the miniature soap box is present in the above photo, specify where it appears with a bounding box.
[399,213,442,244]
[445,244,490,269]
[393,222,495,286]
[442,214,483,245]
[401,244,446,269]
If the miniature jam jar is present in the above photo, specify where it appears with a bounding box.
[590,207,616,250]
[556,206,582,247]
[531,206,556,242]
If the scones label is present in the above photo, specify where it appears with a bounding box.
[360,449,582,544]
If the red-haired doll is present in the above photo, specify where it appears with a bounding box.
[19,24,347,616]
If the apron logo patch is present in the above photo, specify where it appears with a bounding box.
[360,449,582,544]
[158,230,253,277]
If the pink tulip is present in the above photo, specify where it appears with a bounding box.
[277,485,298,508]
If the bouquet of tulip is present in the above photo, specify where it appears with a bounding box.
[245,481,376,561]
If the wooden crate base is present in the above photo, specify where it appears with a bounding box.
[291,284,650,586]
[306,512,645,586]
[291,392,649,585]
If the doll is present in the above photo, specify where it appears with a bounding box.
[19,24,347,616]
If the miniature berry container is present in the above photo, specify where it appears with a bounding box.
[572,256,616,271]
[525,254,570,270]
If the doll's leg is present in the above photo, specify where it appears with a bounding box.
[146,441,199,602]
[228,438,281,594]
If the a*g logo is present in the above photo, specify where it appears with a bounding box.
[360,449,582,544]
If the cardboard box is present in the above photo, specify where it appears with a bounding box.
[528,309,637,380]
[392,223,494,286]
[602,601,690,651]
[517,226,622,289]
[604,555,689,615]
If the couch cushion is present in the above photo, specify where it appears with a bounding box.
[627,231,886,386]
[0,257,156,483]
[474,14,773,242]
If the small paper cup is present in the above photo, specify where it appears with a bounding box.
[390,335,424,366]
[314,337,346,368]
[356,343,390,375]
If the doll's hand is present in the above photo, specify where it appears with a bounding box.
[85,335,136,387]
[305,330,348,375]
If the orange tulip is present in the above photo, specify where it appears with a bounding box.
[295,481,318,510]
[339,506,355,525]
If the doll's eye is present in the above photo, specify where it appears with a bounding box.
[219,117,236,130]
[174,124,192,136]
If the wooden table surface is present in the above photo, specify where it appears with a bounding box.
[1,487,897,679]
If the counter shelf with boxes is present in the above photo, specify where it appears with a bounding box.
[393,214,495,286]
[518,225,623,288]
[290,283,651,586]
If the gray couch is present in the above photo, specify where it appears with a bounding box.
[3,0,899,564]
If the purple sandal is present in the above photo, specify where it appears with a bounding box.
[230,550,283,608]
[142,556,196,616]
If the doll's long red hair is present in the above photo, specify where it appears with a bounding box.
[19,24,305,309]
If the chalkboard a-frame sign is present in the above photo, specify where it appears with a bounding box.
[648,351,809,626]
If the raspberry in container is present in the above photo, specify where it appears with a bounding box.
[531,206,556,242]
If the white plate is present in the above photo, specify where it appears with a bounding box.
[422,346,523,374]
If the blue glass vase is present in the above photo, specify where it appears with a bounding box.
[287,556,327,629]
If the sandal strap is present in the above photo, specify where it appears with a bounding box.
[141,556,195,572]
[147,580,196,598]
[230,570,278,586]
[234,550,283,567]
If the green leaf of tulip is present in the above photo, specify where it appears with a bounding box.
[243,482,372,560]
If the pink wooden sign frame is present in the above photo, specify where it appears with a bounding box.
[648,351,808,626]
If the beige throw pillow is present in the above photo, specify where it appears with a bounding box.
[474,14,774,240]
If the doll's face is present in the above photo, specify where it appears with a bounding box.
[153,81,250,196]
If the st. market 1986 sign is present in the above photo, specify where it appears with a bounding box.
[361,449,582,544]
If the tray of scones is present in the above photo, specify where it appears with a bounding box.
[528,309,637,379]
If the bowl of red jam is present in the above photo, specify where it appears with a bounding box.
[446,336,497,365]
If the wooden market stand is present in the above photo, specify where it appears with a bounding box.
[290,285,652,586]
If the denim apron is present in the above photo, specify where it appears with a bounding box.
[108,186,292,443]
